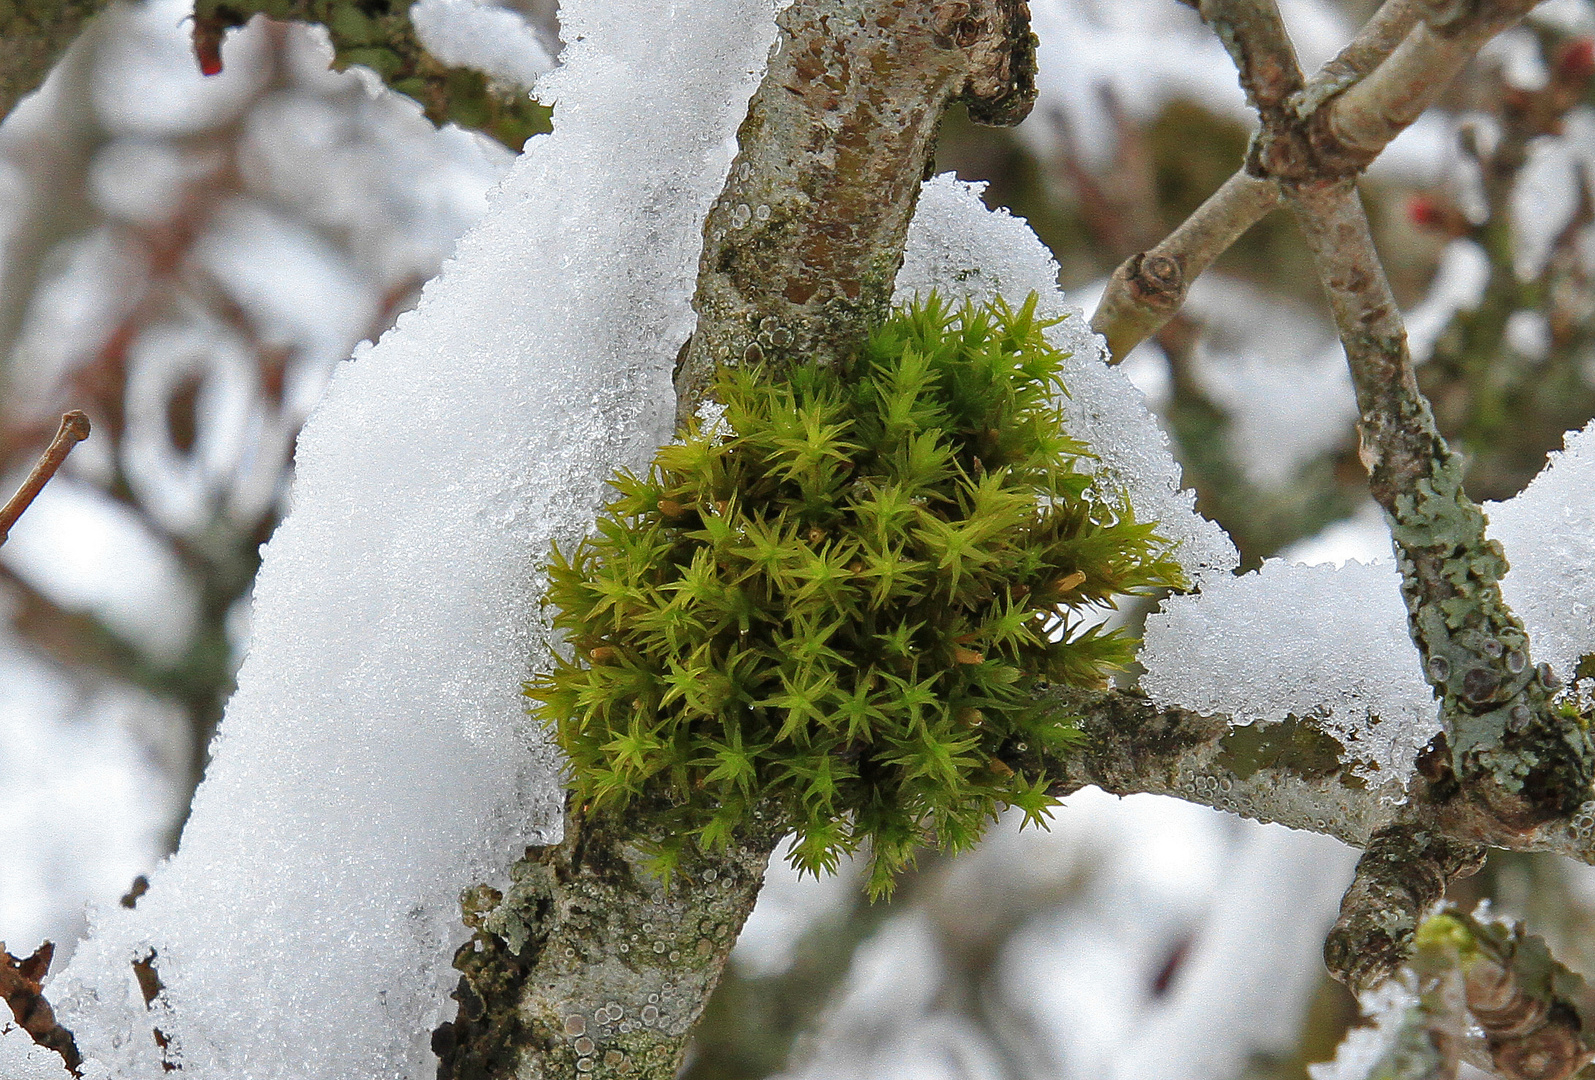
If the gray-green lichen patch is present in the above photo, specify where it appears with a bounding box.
[437,806,782,1080]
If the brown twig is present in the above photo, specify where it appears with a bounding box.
[1090,0,1539,360]
[1090,171,1280,361]
[0,942,83,1076]
[0,411,90,547]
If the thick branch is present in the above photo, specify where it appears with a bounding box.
[672,0,1037,423]
[445,3,1039,1077]
[1026,685,1393,847]
[0,0,112,124]
[434,807,782,1080]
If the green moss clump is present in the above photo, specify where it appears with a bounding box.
[526,295,1185,896]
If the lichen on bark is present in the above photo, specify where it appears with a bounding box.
[435,802,783,1080]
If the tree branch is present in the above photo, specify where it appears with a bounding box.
[444,2,1040,1076]
[189,0,552,150]
[1089,0,1538,361]
[1285,178,1595,840]
[672,0,1037,423]
[1090,172,1279,362]
[0,411,89,546]
[0,0,112,124]
[1308,0,1543,177]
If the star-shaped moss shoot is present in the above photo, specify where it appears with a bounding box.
[527,294,1186,897]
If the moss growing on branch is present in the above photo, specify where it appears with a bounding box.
[528,296,1184,897]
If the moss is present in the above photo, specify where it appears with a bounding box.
[528,296,1185,897]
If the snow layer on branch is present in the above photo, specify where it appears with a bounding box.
[1141,558,1437,789]
[1487,418,1595,679]
[51,2,782,1078]
[1142,418,1595,789]
[410,0,556,90]
[896,175,1239,584]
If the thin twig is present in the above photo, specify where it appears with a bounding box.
[1090,172,1279,361]
[1090,0,1534,360]
[0,411,90,547]
[1311,0,1544,176]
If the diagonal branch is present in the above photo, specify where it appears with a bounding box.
[0,410,89,546]
[0,0,112,124]
[1091,0,1539,360]
[1284,178,1594,839]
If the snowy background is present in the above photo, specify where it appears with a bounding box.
[2,0,1595,1078]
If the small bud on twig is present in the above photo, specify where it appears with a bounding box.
[0,411,91,548]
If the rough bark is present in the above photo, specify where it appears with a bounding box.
[1186,0,1595,995]
[434,805,783,1080]
[672,0,1037,424]
[0,0,111,124]
[1285,178,1595,840]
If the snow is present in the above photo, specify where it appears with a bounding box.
[1486,419,1595,680]
[1141,556,1438,792]
[410,0,557,90]
[50,1,785,1077]
[897,176,1239,584]
[1142,418,1595,790]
